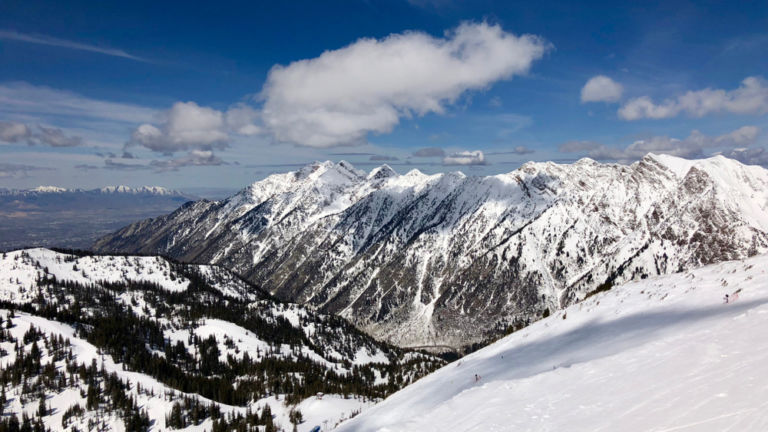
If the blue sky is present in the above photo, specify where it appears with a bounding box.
[1,0,767,191]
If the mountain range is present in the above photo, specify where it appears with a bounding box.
[93,154,768,349]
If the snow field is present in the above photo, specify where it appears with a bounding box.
[338,254,768,431]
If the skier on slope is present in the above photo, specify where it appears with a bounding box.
[723,294,730,304]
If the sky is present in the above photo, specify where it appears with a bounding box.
[1,0,767,192]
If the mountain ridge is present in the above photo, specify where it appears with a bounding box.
[94,153,768,349]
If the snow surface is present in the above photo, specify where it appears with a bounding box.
[256,394,373,432]
[0,310,245,432]
[0,311,378,431]
[338,254,768,431]
[0,249,260,303]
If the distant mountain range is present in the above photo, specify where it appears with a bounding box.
[0,185,197,251]
[0,185,189,196]
[94,154,768,349]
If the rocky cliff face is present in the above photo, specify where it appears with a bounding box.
[94,154,768,348]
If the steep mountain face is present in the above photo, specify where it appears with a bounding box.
[0,186,196,250]
[0,249,442,431]
[94,154,768,348]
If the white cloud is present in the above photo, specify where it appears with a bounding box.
[619,76,768,120]
[260,22,551,147]
[560,126,761,163]
[224,104,262,136]
[0,121,83,147]
[0,121,30,143]
[0,29,147,62]
[724,147,768,166]
[32,126,83,147]
[581,75,623,103]
[128,102,260,153]
[443,150,486,165]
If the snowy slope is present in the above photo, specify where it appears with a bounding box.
[94,154,768,348]
[337,254,768,431]
[0,310,378,432]
[0,248,256,301]
[0,248,444,431]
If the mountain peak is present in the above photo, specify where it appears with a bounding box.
[98,185,179,195]
[368,164,398,180]
[30,185,68,193]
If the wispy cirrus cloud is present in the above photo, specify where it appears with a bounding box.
[0,29,148,62]
[0,82,158,124]
[0,162,54,179]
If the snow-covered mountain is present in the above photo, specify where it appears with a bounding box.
[0,185,188,197]
[337,254,768,431]
[94,154,768,349]
[0,248,443,431]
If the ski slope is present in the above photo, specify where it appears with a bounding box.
[338,254,768,431]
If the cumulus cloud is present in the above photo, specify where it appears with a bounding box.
[128,102,229,153]
[443,150,486,165]
[0,121,83,147]
[0,121,30,143]
[413,147,446,157]
[560,126,761,163]
[581,75,623,103]
[225,104,262,136]
[260,22,551,147]
[127,102,260,153]
[619,76,768,120]
[32,126,83,147]
[723,147,768,166]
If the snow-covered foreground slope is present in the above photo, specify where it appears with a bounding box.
[338,254,768,431]
[94,154,768,349]
[0,249,443,431]
[1,311,374,432]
